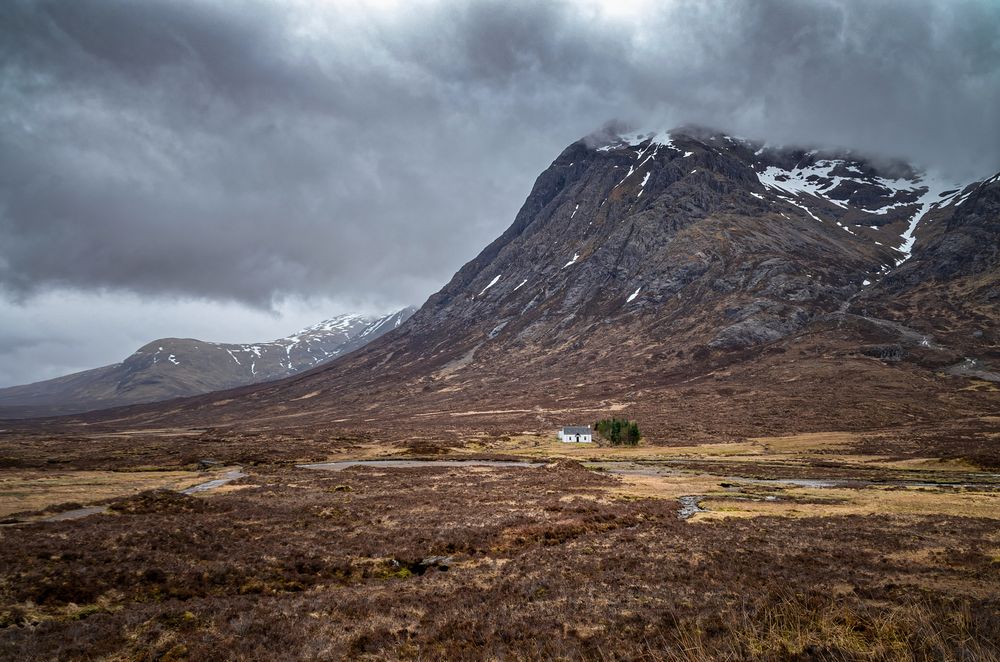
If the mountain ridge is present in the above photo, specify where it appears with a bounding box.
[0,307,415,418]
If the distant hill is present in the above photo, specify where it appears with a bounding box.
[0,308,415,418]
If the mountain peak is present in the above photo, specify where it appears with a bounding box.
[584,123,752,150]
[391,126,987,371]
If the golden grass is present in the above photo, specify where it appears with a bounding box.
[875,457,984,472]
[960,379,999,392]
[486,431,863,462]
[479,434,767,461]
[279,427,1000,527]
[89,428,209,437]
[694,486,1000,521]
[485,431,992,478]
[748,431,861,452]
[726,592,997,660]
[607,473,731,501]
[305,442,422,462]
[600,470,1000,521]
[0,468,229,517]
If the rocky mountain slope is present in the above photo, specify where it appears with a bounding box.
[0,308,414,418]
[19,127,998,444]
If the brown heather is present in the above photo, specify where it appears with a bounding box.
[0,436,998,661]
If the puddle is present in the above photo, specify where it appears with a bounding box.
[181,469,247,494]
[298,459,545,471]
[41,506,108,522]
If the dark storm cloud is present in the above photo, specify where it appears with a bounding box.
[1,0,998,309]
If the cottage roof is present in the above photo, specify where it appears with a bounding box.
[561,426,591,435]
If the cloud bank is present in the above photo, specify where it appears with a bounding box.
[1,0,998,384]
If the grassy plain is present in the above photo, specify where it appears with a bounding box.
[0,469,227,518]
[0,426,998,659]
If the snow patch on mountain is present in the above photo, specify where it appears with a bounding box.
[478,274,502,296]
[757,161,851,209]
[637,171,652,198]
[893,173,968,265]
[755,156,971,264]
[597,130,682,154]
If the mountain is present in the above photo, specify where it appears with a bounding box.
[0,308,415,418]
[23,127,999,443]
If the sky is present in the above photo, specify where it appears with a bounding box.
[1,0,999,387]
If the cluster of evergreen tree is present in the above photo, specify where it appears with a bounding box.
[593,417,640,446]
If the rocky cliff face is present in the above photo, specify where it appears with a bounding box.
[378,126,984,372]
[856,171,1000,373]
[29,127,999,440]
[0,308,415,418]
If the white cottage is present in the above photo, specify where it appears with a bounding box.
[560,426,593,443]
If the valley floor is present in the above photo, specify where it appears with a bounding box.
[0,426,998,660]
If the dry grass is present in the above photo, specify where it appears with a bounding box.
[603,470,1000,521]
[479,430,986,474]
[727,591,1000,661]
[606,473,731,500]
[960,379,999,392]
[749,430,861,452]
[468,433,772,462]
[867,456,984,472]
[695,485,1000,521]
[0,468,219,517]
[1,423,999,659]
[1,460,997,660]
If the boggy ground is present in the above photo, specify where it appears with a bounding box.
[1,432,999,661]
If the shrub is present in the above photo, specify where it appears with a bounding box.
[593,418,641,446]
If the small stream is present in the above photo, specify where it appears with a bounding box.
[181,468,246,494]
[676,496,706,520]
